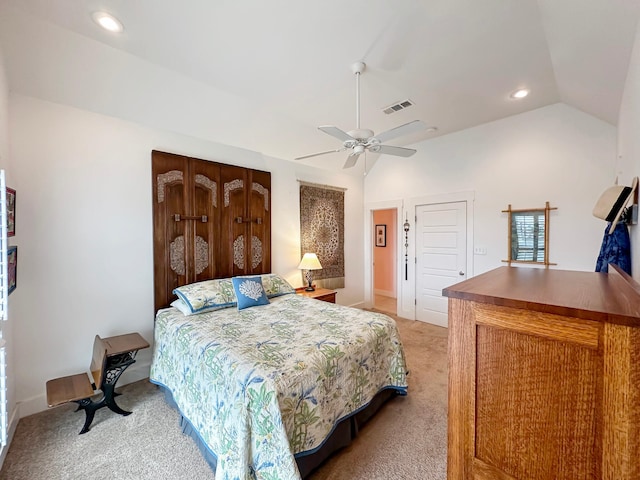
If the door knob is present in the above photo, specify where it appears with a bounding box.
[459,271,465,276]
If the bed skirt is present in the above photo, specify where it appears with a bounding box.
[159,384,400,478]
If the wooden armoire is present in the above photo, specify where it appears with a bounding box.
[152,150,271,311]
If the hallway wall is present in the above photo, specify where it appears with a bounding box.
[373,209,397,297]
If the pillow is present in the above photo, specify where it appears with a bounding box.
[171,298,192,315]
[173,278,237,314]
[261,273,296,298]
[232,276,270,310]
[170,299,226,316]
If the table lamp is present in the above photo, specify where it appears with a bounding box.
[298,253,322,291]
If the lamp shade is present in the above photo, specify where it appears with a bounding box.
[298,253,322,270]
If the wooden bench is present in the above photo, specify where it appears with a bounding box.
[46,335,131,434]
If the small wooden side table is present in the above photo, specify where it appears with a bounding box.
[295,287,336,303]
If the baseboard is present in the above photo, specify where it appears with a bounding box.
[117,360,151,386]
[0,404,20,471]
[349,301,366,309]
[17,361,151,418]
[374,289,395,298]
[416,313,448,328]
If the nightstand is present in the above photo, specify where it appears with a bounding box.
[295,287,336,304]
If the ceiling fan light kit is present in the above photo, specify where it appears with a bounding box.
[296,62,427,169]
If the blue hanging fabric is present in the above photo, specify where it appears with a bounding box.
[595,221,631,274]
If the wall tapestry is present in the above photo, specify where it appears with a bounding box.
[299,182,345,289]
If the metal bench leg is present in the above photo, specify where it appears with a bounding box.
[101,353,137,416]
[72,389,130,434]
[74,398,103,435]
[101,383,132,416]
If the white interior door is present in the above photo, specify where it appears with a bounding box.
[415,201,467,327]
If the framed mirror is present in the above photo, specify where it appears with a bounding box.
[503,202,556,266]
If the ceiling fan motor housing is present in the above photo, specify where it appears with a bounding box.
[347,129,374,141]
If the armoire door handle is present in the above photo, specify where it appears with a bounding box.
[174,214,208,223]
[235,217,263,224]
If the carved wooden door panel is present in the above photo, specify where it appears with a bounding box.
[152,151,189,311]
[220,165,247,278]
[248,169,271,275]
[153,151,221,310]
[191,159,221,283]
[219,166,271,277]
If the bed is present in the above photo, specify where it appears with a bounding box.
[149,275,408,480]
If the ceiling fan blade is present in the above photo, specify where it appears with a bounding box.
[373,120,427,143]
[318,126,355,142]
[343,153,360,169]
[295,148,345,160]
[376,145,417,157]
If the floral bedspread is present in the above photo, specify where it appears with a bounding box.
[150,294,408,480]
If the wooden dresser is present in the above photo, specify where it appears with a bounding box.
[443,265,640,480]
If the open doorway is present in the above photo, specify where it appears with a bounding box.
[372,208,397,315]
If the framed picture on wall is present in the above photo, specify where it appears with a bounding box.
[375,224,387,247]
[6,187,15,237]
[7,245,16,295]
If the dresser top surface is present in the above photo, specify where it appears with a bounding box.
[443,266,640,325]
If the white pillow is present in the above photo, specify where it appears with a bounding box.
[170,298,226,316]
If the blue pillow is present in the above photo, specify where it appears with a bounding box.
[232,276,270,310]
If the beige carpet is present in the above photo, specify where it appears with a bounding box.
[0,315,448,480]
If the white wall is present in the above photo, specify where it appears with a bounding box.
[0,46,18,465]
[617,20,640,279]
[364,103,617,319]
[9,93,364,417]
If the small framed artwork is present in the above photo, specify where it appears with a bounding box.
[6,187,15,237]
[375,224,387,247]
[7,246,16,295]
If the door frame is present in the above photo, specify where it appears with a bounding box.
[404,191,475,321]
[364,200,403,313]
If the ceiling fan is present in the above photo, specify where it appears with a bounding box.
[296,62,427,169]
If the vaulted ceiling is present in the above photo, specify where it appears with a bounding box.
[1,0,639,173]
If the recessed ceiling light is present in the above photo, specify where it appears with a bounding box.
[92,12,124,33]
[510,88,530,99]
[426,126,438,133]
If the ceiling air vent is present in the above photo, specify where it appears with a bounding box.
[383,99,415,115]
